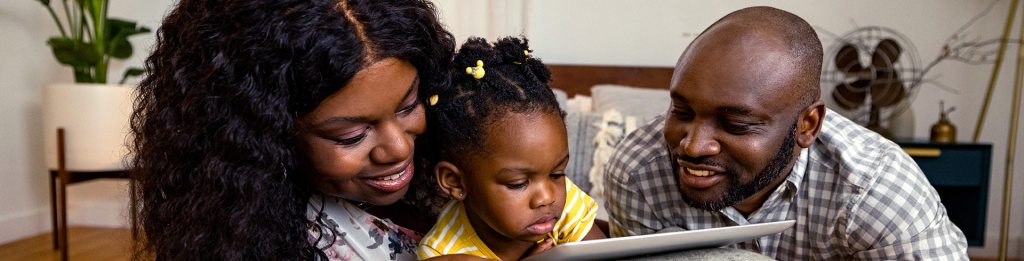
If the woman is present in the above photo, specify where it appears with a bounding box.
[130,0,454,259]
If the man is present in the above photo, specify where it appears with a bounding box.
[603,6,968,260]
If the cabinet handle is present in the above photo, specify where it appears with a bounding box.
[902,147,942,157]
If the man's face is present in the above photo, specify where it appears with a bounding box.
[663,28,804,212]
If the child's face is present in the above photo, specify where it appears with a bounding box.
[461,111,569,245]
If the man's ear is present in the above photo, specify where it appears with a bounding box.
[796,101,826,148]
[435,161,466,201]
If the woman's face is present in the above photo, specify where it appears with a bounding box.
[298,58,425,206]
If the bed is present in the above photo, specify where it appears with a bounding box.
[548,64,675,97]
[546,64,676,215]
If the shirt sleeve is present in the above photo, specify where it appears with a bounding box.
[841,149,969,260]
[555,179,599,243]
[417,244,441,260]
[603,149,663,237]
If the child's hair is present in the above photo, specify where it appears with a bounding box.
[422,36,562,166]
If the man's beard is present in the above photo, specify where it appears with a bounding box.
[677,123,797,211]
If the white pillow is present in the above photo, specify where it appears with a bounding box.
[566,95,592,113]
[552,88,569,111]
[588,109,638,220]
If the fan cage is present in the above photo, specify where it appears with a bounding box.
[821,26,923,126]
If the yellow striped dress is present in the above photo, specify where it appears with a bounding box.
[417,179,598,260]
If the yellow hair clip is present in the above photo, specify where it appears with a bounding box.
[465,60,486,79]
[514,50,531,65]
[428,94,439,106]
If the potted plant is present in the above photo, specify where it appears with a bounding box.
[35,0,150,171]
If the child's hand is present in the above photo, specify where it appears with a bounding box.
[522,238,556,258]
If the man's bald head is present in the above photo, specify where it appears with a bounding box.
[676,6,823,107]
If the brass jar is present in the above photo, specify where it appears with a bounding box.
[930,102,956,143]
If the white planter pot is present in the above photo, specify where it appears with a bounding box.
[43,83,134,171]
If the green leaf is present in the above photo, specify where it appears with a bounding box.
[35,0,52,6]
[108,38,133,58]
[119,67,145,84]
[106,18,151,59]
[47,37,101,67]
[107,19,150,39]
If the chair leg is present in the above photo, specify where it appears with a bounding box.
[58,175,68,261]
[56,128,69,261]
[49,173,58,250]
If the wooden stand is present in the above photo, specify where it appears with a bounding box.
[49,128,127,260]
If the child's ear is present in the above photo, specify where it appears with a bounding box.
[434,161,467,201]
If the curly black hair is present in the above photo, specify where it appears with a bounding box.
[419,37,562,169]
[129,0,454,259]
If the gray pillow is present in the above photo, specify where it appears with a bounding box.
[591,84,671,123]
[564,110,602,193]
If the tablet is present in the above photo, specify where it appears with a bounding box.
[522,220,795,261]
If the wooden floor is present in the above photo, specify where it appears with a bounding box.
[0,227,132,261]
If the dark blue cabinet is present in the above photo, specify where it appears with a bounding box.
[897,141,992,247]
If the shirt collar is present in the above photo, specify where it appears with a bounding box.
[785,148,810,193]
[716,148,809,222]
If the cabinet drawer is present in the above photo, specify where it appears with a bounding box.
[905,148,987,187]
[896,141,991,246]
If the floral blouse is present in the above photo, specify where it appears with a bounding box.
[308,195,422,261]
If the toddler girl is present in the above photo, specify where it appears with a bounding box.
[416,37,605,260]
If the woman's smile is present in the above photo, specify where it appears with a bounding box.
[361,159,415,193]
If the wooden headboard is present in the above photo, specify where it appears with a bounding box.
[547,64,675,97]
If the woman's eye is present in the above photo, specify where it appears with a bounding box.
[396,101,419,116]
[333,128,368,146]
[505,180,528,190]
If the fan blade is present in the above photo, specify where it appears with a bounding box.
[870,80,906,107]
[832,82,868,110]
[874,66,899,80]
[872,39,902,69]
[835,44,864,74]
[849,79,871,89]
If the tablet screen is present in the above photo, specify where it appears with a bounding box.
[522,220,795,261]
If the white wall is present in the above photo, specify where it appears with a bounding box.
[0,0,172,244]
[434,0,1024,259]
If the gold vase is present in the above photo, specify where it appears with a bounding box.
[930,102,956,143]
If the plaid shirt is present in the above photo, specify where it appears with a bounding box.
[604,110,968,260]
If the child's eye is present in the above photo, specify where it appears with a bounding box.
[549,172,566,180]
[505,180,528,190]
